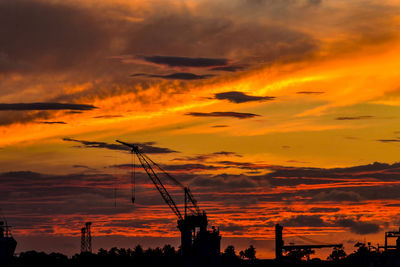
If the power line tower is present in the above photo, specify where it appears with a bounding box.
[80,222,92,253]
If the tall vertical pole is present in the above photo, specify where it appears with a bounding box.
[275,224,283,261]
[81,228,86,253]
[86,222,92,253]
[385,232,388,252]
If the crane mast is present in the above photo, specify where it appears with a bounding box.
[116,140,221,264]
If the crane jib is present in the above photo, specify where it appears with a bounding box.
[115,140,202,219]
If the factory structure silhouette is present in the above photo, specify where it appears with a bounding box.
[3,141,400,267]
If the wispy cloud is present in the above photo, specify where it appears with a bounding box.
[0,103,96,111]
[130,72,214,80]
[38,121,67,124]
[140,55,228,68]
[214,91,275,103]
[336,115,374,120]
[211,125,229,128]
[174,151,242,162]
[296,91,324,94]
[63,138,178,154]
[185,111,260,119]
[377,139,400,143]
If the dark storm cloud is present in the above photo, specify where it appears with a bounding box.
[185,111,260,119]
[63,138,178,154]
[214,91,275,103]
[140,55,228,68]
[130,72,214,80]
[335,115,373,120]
[0,103,96,111]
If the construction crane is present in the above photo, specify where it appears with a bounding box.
[116,140,221,263]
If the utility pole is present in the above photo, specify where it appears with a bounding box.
[80,222,92,253]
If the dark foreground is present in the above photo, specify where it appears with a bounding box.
[4,244,400,267]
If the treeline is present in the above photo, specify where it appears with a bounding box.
[8,244,256,267]
[6,242,400,267]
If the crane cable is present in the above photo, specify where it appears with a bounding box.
[113,155,117,208]
[131,152,136,204]
[284,228,331,245]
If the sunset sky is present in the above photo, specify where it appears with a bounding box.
[2,0,400,259]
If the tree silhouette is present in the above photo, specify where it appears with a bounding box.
[239,245,256,260]
[223,245,236,257]
[327,247,347,261]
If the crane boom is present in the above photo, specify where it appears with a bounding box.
[116,140,202,217]
[116,140,183,220]
[141,153,202,216]
[115,140,221,263]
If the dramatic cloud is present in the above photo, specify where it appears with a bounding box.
[279,215,380,235]
[214,91,275,103]
[140,55,228,68]
[63,138,178,154]
[3,0,400,258]
[0,103,96,111]
[335,116,373,120]
[130,73,214,80]
[0,0,108,74]
[334,218,380,235]
[0,101,95,125]
[185,111,260,119]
